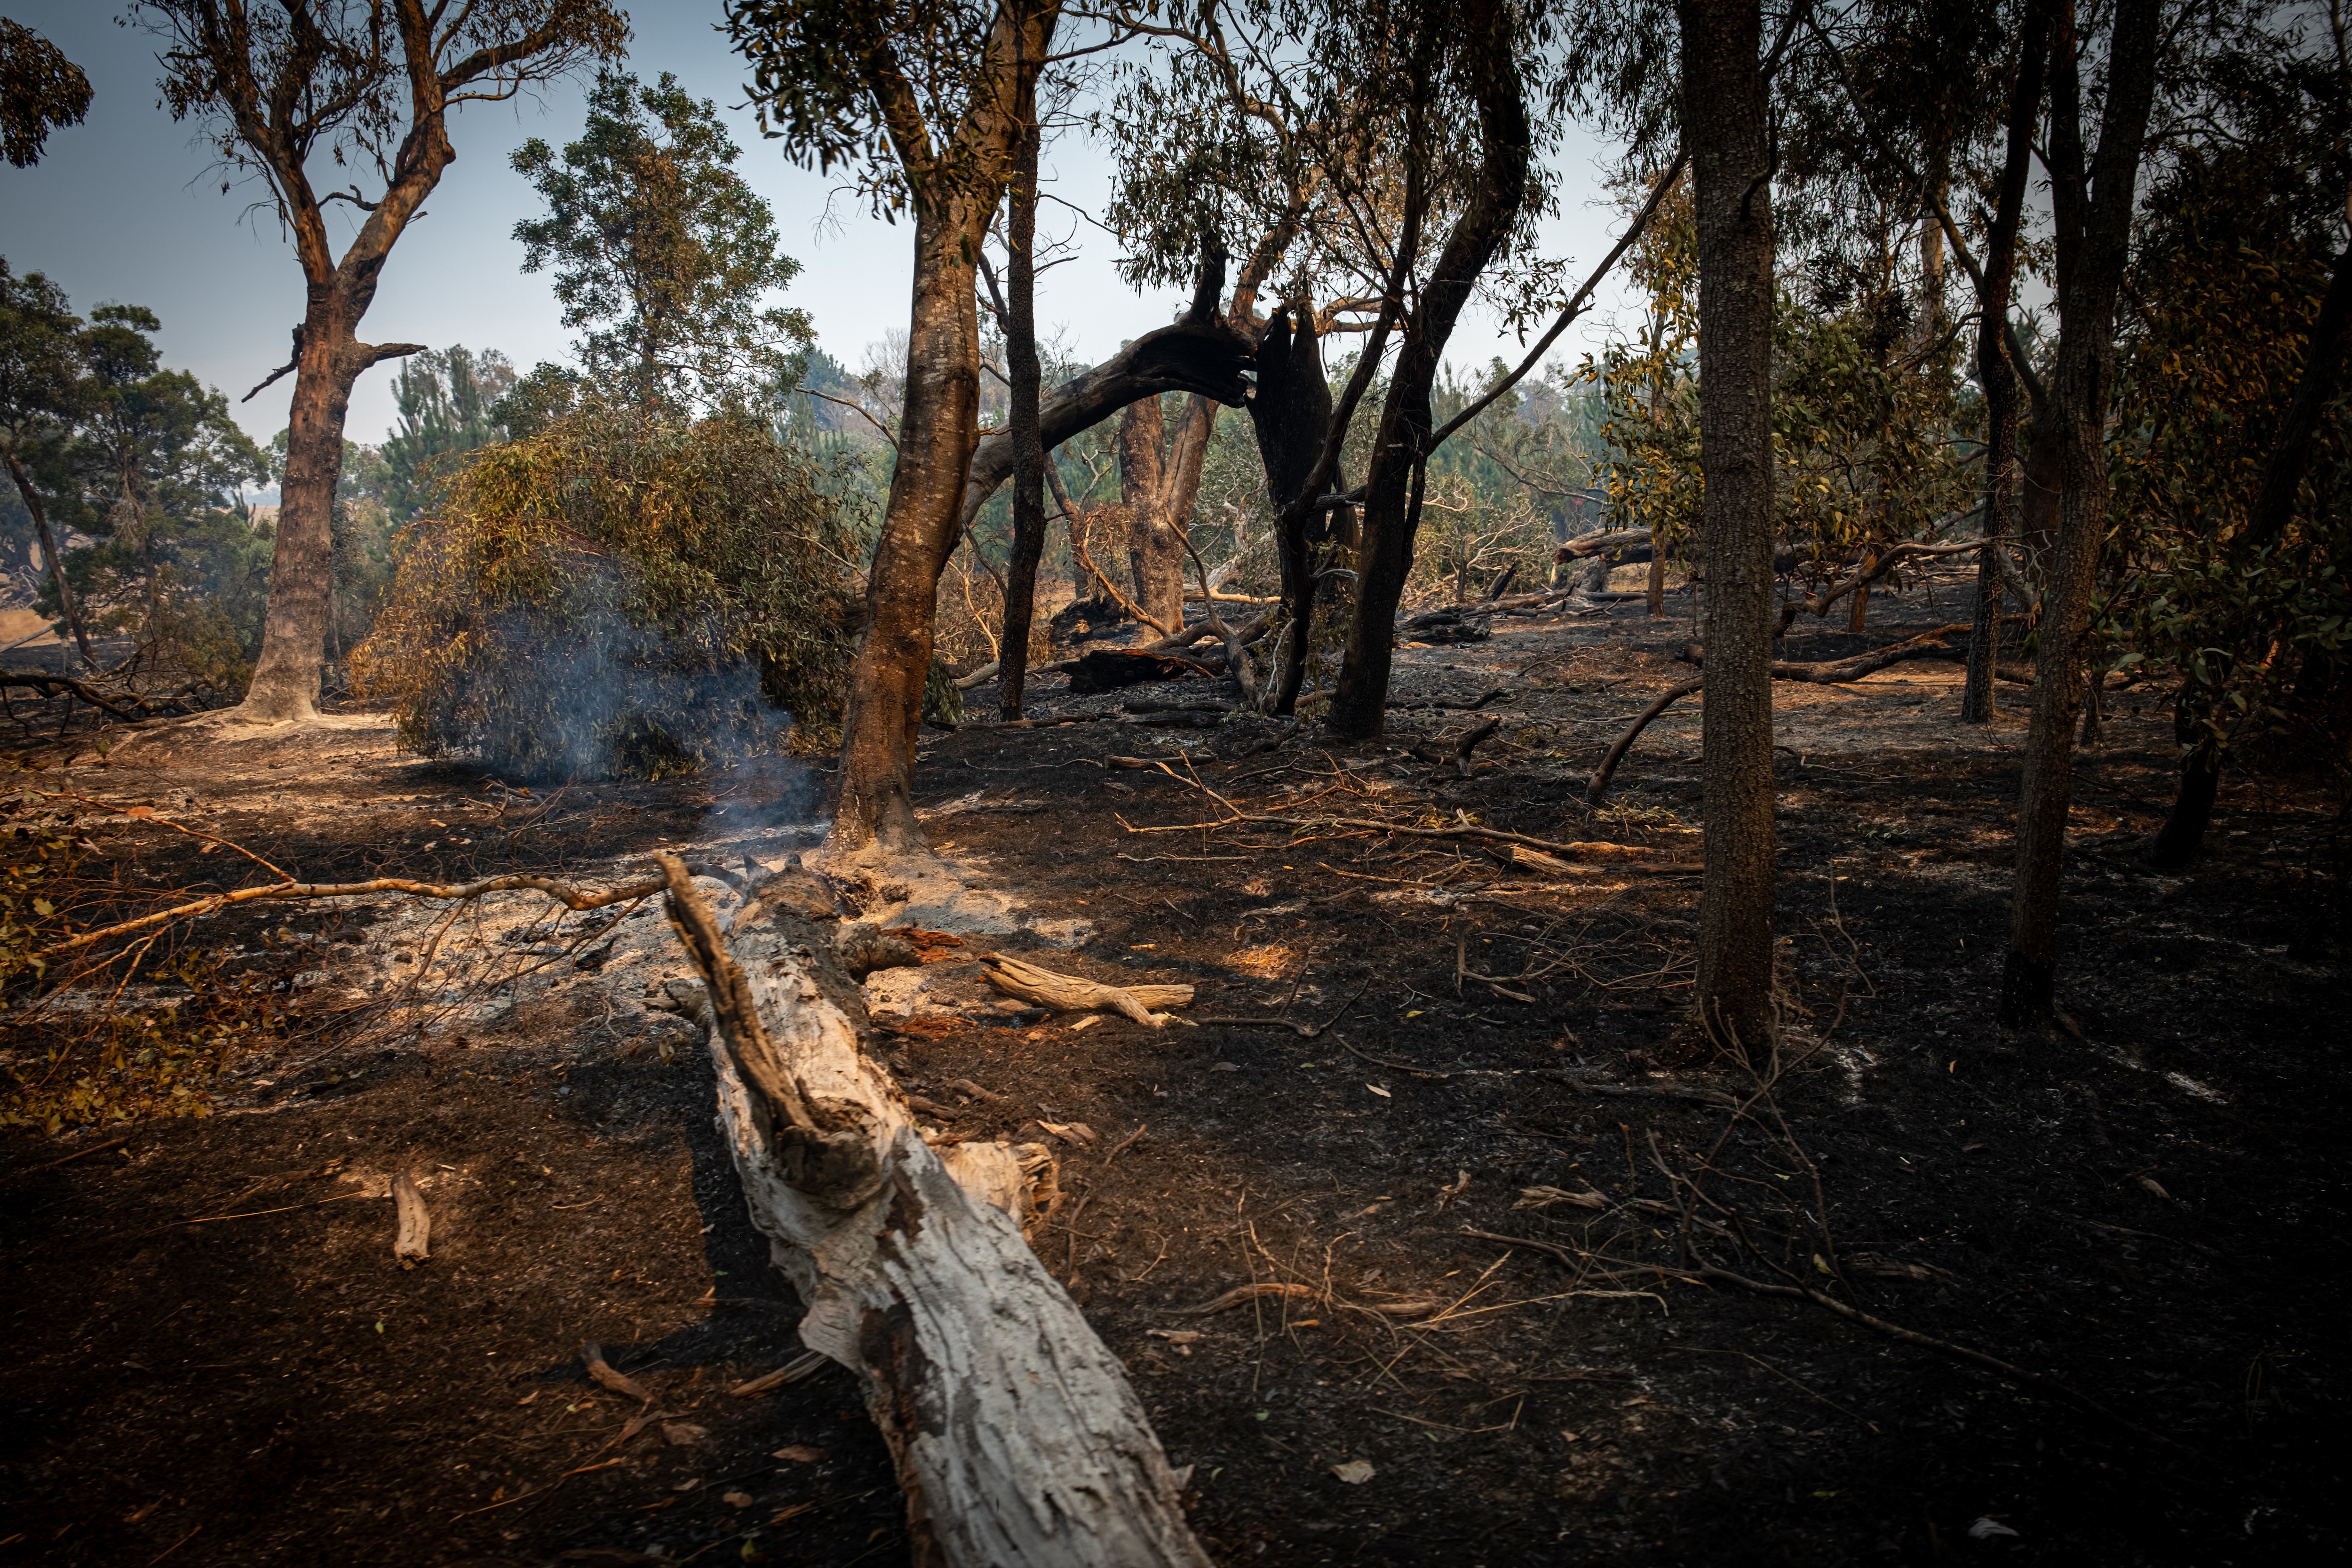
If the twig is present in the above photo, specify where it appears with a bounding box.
[1333,1035,1451,1079]
[12,1134,128,1175]
[1584,678,1702,810]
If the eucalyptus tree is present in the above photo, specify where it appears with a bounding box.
[0,17,92,167]
[1999,0,2163,1029]
[134,0,629,724]
[726,0,1065,856]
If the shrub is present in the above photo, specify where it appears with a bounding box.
[352,401,861,780]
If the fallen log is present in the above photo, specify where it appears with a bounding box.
[656,855,1209,1566]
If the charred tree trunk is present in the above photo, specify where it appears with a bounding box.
[1961,0,2053,723]
[1247,305,1351,715]
[2,451,93,666]
[998,89,1047,720]
[1328,0,1531,739]
[659,858,1210,1567]
[1680,0,1780,1056]
[830,4,1059,857]
[2001,0,2161,1030]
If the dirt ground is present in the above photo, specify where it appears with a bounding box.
[3,570,2344,1567]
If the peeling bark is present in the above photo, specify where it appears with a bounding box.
[662,855,1210,1567]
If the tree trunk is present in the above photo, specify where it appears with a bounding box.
[998,90,1046,721]
[241,304,363,721]
[1678,0,1780,1056]
[1246,305,1347,715]
[830,2,1058,857]
[955,300,1249,540]
[1327,0,1531,739]
[834,202,993,854]
[2000,0,2161,1030]
[662,859,1211,1568]
[1960,0,2052,724]
[1118,395,1203,633]
[3,450,93,666]
[1646,551,1667,618]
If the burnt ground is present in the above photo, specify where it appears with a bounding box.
[3,567,2346,1567]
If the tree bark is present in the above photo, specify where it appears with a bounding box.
[1118,394,1206,633]
[1246,305,1350,715]
[1328,0,1532,739]
[661,859,1210,1568]
[2001,0,2161,1030]
[1679,0,1780,1056]
[830,3,1060,858]
[956,302,1250,540]
[3,450,93,666]
[1960,0,2053,723]
[998,82,1046,721]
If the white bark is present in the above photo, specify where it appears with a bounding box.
[663,855,1210,1568]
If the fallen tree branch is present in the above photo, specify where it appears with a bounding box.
[0,668,138,718]
[41,870,667,960]
[663,861,1212,1566]
[1583,678,1703,811]
[982,953,1193,1027]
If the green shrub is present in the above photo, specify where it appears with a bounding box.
[352,401,861,780]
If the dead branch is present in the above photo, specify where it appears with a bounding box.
[1583,678,1703,810]
[982,953,1193,1027]
[41,870,667,960]
[1773,531,1988,635]
[0,669,138,719]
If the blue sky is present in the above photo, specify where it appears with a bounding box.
[0,3,1642,457]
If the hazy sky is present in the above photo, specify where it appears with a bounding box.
[0,3,1645,458]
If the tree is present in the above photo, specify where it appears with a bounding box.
[513,71,812,414]
[380,346,517,517]
[728,0,1063,857]
[64,303,271,663]
[137,0,628,724]
[1999,0,2162,1029]
[0,17,92,167]
[1325,0,1535,737]
[0,259,96,665]
[1678,0,1780,1054]
[998,88,1049,718]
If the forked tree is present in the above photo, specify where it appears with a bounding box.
[136,0,628,724]
[728,0,1062,857]
[1999,0,2162,1028]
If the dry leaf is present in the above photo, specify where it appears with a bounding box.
[722,1491,755,1509]
[1146,1328,1203,1356]
[772,1445,828,1464]
[582,1344,653,1404]
[1436,1169,1471,1208]
[770,1502,816,1526]
[1367,1083,1392,1098]
[1330,1460,1375,1484]
[1968,1518,2020,1541]
[2137,1175,2172,1201]
[516,1390,539,1406]
[661,1422,709,1447]
[124,805,154,820]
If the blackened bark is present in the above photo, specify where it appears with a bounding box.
[1246,305,1349,715]
[1963,0,2055,724]
[1327,0,1532,738]
[999,108,1046,721]
[2001,0,2161,1029]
